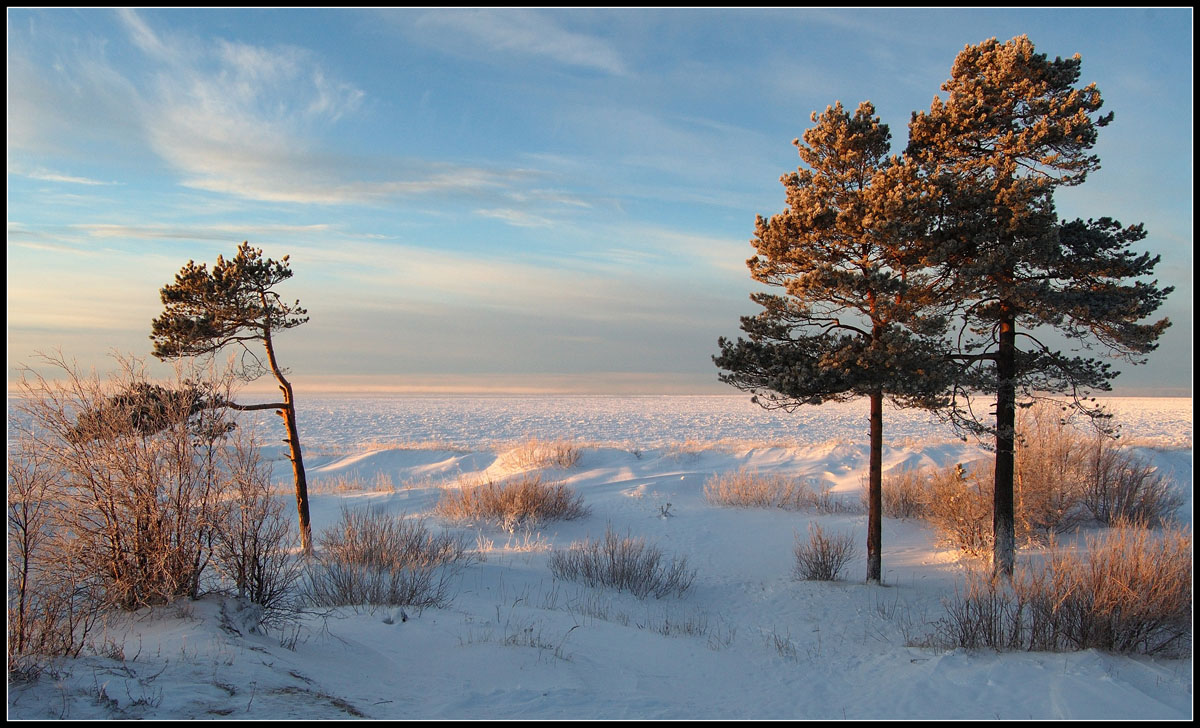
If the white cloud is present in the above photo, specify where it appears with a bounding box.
[123,16,370,203]
[9,11,620,212]
[411,9,627,75]
[9,165,116,186]
[115,7,174,61]
[474,208,554,228]
[70,223,332,240]
[59,12,546,207]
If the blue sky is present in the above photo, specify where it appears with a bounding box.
[7,8,1192,395]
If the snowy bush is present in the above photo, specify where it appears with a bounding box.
[549,525,695,599]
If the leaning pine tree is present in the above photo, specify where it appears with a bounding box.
[715,101,951,584]
[151,242,315,554]
[905,36,1173,575]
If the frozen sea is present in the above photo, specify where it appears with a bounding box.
[285,393,1193,451]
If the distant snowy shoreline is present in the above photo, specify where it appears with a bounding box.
[251,394,1192,452]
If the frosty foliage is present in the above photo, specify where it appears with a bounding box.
[8,355,297,667]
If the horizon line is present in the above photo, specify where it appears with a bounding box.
[7,371,1192,399]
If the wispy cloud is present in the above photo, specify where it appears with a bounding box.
[102,12,564,207]
[410,9,627,75]
[172,163,522,206]
[579,224,750,277]
[114,11,376,204]
[70,223,332,241]
[116,7,174,60]
[8,165,117,186]
[6,37,145,157]
[474,208,554,228]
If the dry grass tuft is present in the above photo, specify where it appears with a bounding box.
[705,469,847,513]
[664,439,708,462]
[870,469,931,519]
[505,437,582,469]
[305,508,471,609]
[473,528,552,557]
[435,474,590,531]
[309,471,398,494]
[549,524,695,599]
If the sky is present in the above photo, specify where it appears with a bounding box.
[6,8,1193,396]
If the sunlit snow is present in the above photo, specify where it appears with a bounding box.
[7,395,1192,720]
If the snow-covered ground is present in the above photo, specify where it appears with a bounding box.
[7,396,1193,719]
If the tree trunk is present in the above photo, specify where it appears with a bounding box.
[867,390,883,583]
[259,306,312,556]
[279,383,312,556]
[993,309,1017,577]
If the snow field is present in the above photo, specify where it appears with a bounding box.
[7,396,1192,719]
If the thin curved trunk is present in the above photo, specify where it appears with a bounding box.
[260,294,312,555]
[278,383,311,556]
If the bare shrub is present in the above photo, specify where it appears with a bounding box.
[7,443,105,664]
[211,437,303,626]
[875,469,930,519]
[792,524,857,581]
[925,455,1087,556]
[1021,522,1192,655]
[705,469,852,512]
[1081,440,1183,527]
[1014,404,1091,539]
[507,437,581,469]
[434,474,590,531]
[930,567,1026,651]
[549,524,695,599]
[8,353,297,665]
[930,522,1192,656]
[8,444,58,657]
[306,508,471,609]
[1016,403,1181,535]
[925,464,994,557]
[12,355,244,610]
[921,405,1184,556]
[925,404,1095,552]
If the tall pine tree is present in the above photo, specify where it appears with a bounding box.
[151,242,315,554]
[716,102,951,583]
[906,37,1173,575]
